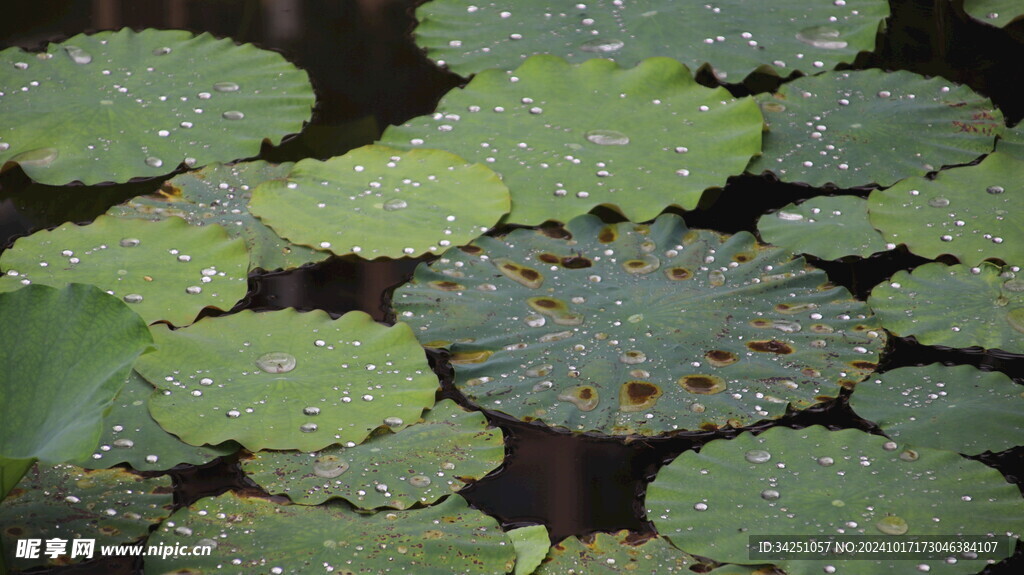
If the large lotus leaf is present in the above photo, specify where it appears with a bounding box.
[0,284,152,492]
[867,152,1024,265]
[249,145,510,258]
[757,195,889,260]
[509,525,550,575]
[380,56,763,225]
[963,0,1024,27]
[868,262,1024,353]
[72,371,237,472]
[646,426,1024,575]
[393,214,884,435]
[0,28,313,185]
[144,493,516,575]
[107,161,328,272]
[536,531,696,574]
[748,69,1001,188]
[0,463,173,569]
[414,0,888,81]
[135,309,438,451]
[240,399,504,509]
[849,364,1024,455]
[997,122,1024,159]
[0,215,249,326]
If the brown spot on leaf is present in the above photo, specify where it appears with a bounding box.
[537,253,561,264]
[532,298,557,308]
[747,340,794,354]
[678,374,726,394]
[459,245,483,255]
[429,280,465,292]
[699,422,719,431]
[850,361,877,371]
[619,381,662,412]
[666,267,692,280]
[561,255,592,269]
[705,349,739,367]
[733,251,755,263]
[598,226,617,243]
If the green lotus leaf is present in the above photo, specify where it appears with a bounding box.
[240,399,503,509]
[748,69,1001,188]
[997,121,1024,159]
[249,145,510,258]
[963,0,1024,27]
[144,493,516,575]
[393,214,884,435]
[758,195,889,260]
[0,28,313,185]
[72,371,237,472]
[0,463,173,569]
[414,0,888,81]
[536,531,696,574]
[868,262,1024,353]
[867,152,1023,265]
[0,215,249,326]
[135,309,438,451]
[509,524,550,575]
[380,56,762,225]
[0,284,152,497]
[849,364,1024,455]
[108,161,329,272]
[646,426,1024,575]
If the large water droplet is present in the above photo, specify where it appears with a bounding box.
[222,110,245,120]
[796,26,848,50]
[383,416,404,427]
[927,197,950,207]
[817,456,834,466]
[299,422,318,433]
[256,352,297,374]
[123,293,143,304]
[312,455,349,478]
[760,489,781,501]
[408,475,432,488]
[119,238,141,247]
[876,515,909,535]
[63,45,93,65]
[744,449,772,464]
[585,129,630,146]
[580,38,625,53]
[213,81,240,92]
[11,147,58,168]
[145,156,164,168]
[383,198,408,211]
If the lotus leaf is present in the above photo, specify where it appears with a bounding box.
[0,28,313,185]
[867,152,1023,265]
[249,145,510,258]
[0,284,152,498]
[241,399,504,509]
[849,364,1024,455]
[963,0,1024,27]
[135,309,438,451]
[868,262,1024,353]
[393,214,884,435]
[108,161,329,272]
[0,215,249,326]
[0,463,173,569]
[646,426,1024,575]
[509,524,550,575]
[997,121,1024,159]
[380,56,763,225]
[748,69,1001,188]
[757,195,889,260]
[535,531,696,574]
[414,0,888,81]
[145,493,516,575]
[73,371,237,472]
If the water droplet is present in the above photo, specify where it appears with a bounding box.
[383,416,404,427]
[744,450,772,464]
[375,483,389,493]
[299,422,318,433]
[383,198,408,211]
[585,129,630,146]
[221,110,244,120]
[619,350,647,364]
[256,352,297,374]
[153,47,172,55]
[11,147,58,168]
[63,45,92,64]
[927,197,950,207]
[119,238,140,247]
[303,406,321,416]
[760,489,780,501]
[409,475,432,487]
[123,293,143,304]
[580,38,625,53]
[226,409,241,418]
[986,185,1004,194]
[112,438,134,448]
[876,515,909,535]
[145,156,163,168]
[213,81,240,92]
[776,210,804,221]
[146,454,160,464]
[693,502,708,511]
[796,26,848,49]
[817,456,834,466]
[313,455,348,478]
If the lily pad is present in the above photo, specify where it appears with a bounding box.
[509,524,550,575]
[997,121,1024,159]
[72,371,237,472]
[0,284,152,497]
[849,364,1024,455]
[393,214,884,435]
[536,531,696,574]
[867,152,1024,265]
[108,161,329,272]
[757,195,890,260]
[963,0,1024,27]
[145,493,516,575]
[0,28,314,185]
[646,426,1024,575]
[135,309,438,451]
[414,0,889,81]
[0,215,249,326]
[249,145,510,258]
[0,463,173,570]
[868,262,1024,353]
[380,56,762,225]
[241,399,504,509]
[748,69,1001,188]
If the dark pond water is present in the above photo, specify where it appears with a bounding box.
[1,1,1023,573]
